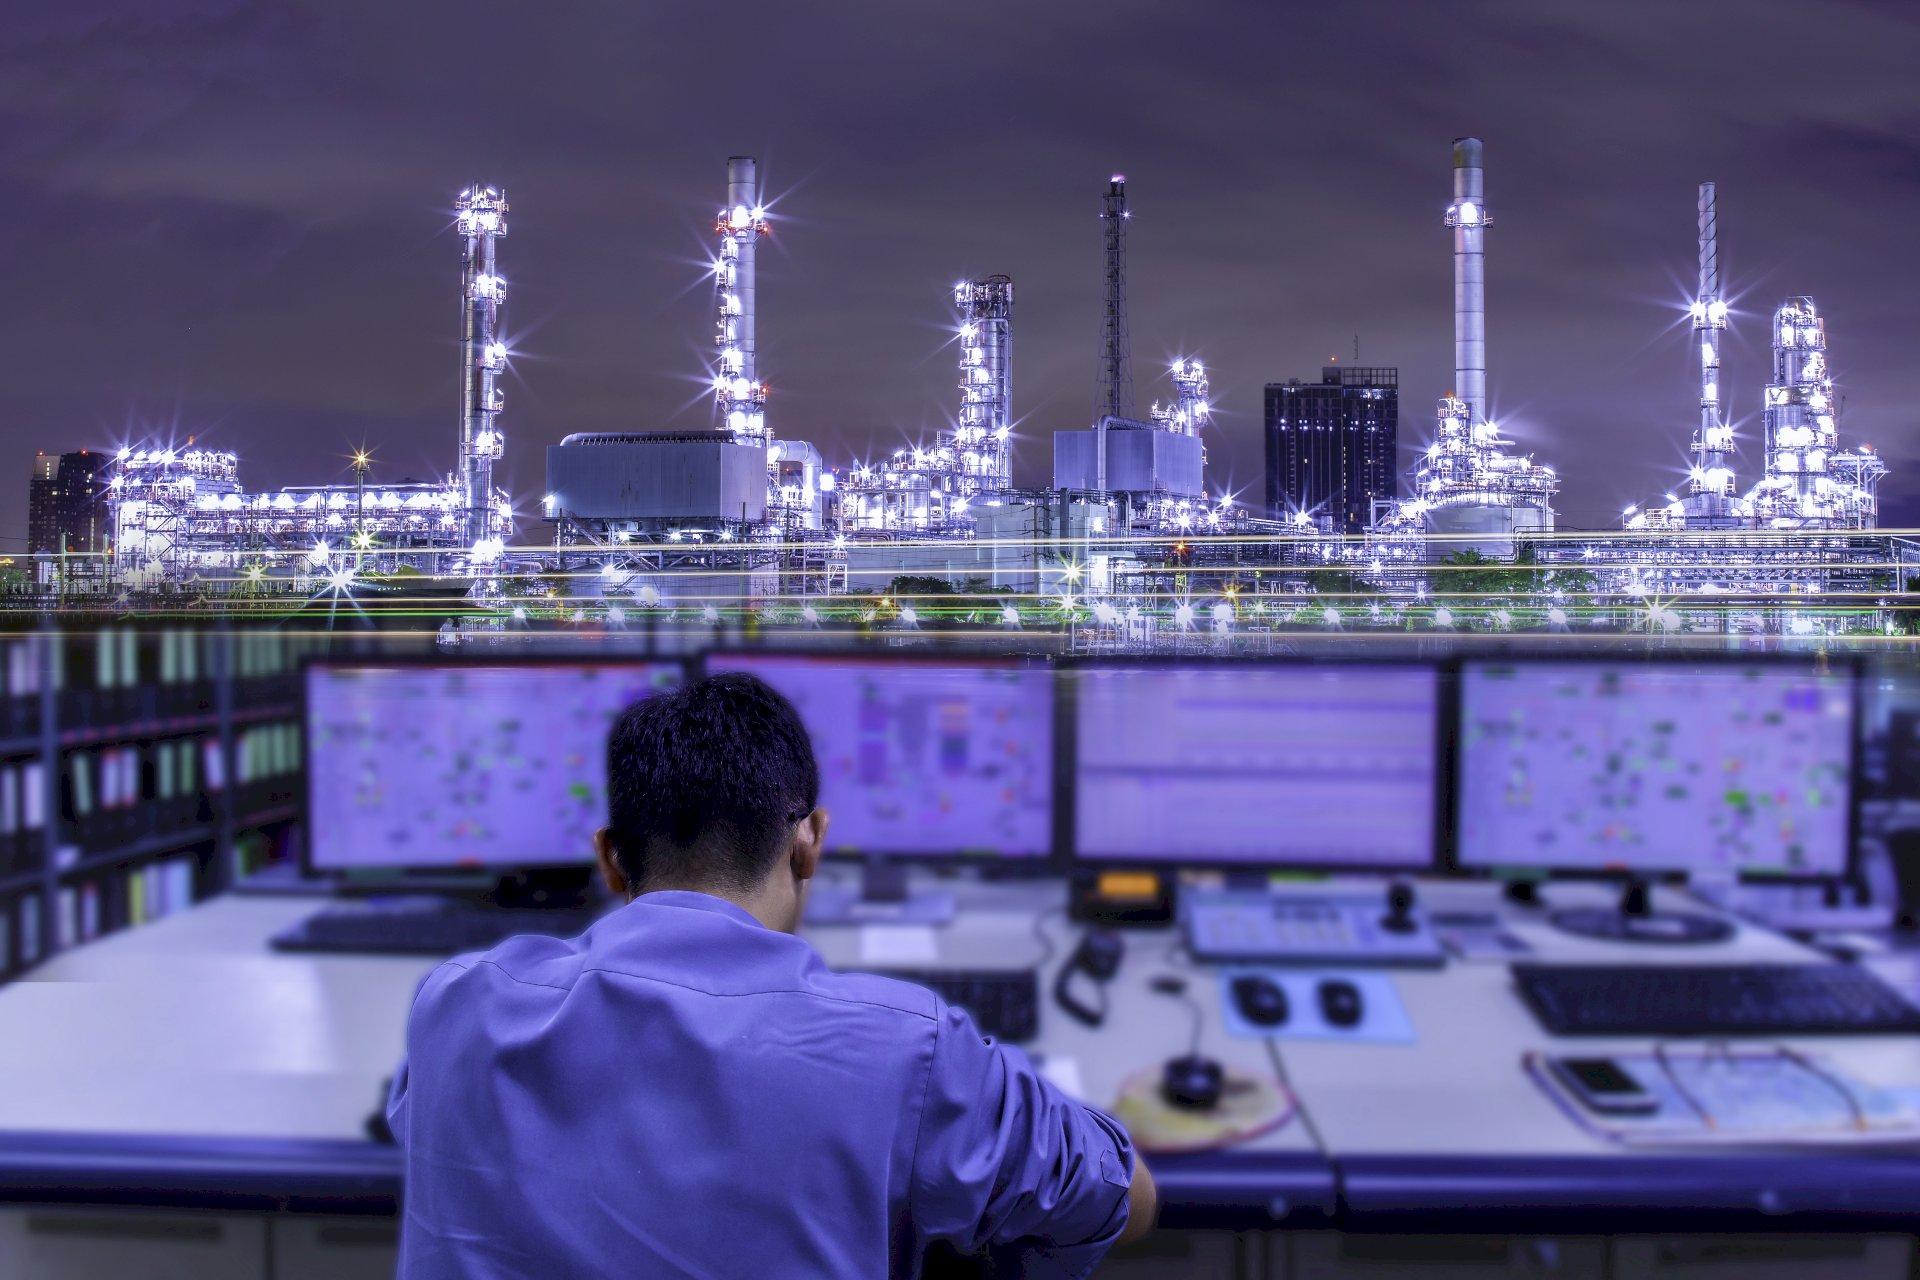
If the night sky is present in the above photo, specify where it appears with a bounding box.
[4,0,1918,547]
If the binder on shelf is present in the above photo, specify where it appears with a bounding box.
[17,894,37,966]
[68,752,94,820]
[78,881,99,942]
[22,763,41,838]
[54,886,75,951]
[24,760,45,831]
[203,737,225,791]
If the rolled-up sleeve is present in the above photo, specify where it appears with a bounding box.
[909,1003,1135,1277]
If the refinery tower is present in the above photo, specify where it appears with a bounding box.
[1379,138,1558,558]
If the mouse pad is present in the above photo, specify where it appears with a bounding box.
[1217,969,1416,1044]
[1110,1065,1296,1154]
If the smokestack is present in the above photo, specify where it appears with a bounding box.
[1446,138,1488,424]
[727,156,758,396]
[1098,174,1133,422]
[1691,181,1732,511]
[454,184,508,551]
[714,156,768,444]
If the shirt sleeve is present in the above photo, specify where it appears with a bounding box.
[384,1056,410,1141]
[909,1002,1136,1275]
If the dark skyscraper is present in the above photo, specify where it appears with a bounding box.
[1264,367,1398,534]
[28,450,111,557]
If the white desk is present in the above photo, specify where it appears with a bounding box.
[5,874,1920,1234]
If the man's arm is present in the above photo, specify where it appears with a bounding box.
[910,1004,1149,1268]
[1118,1155,1157,1245]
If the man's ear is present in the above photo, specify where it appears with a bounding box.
[790,807,828,883]
[593,828,631,900]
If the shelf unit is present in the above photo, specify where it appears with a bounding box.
[0,623,415,979]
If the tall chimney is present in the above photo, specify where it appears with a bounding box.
[1097,174,1133,423]
[454,184,508,551]
[1445,138,1488,425]
[1690,181,1732,512]
[714,156,768,444]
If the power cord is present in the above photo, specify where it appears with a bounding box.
[1149,974,1204,1058]
[1030,904,1068,973]
[1263,1037,1329,1155]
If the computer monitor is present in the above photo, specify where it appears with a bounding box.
[702,652,1055,861]
[1456,660,1856,881]
[304,660,683,873]
[1069,662,1442,870]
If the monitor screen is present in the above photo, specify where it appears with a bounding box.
[1072,663,1440,868]
[305,662,682,871]
[703,653,1054,859]
[1457,661,1855,877]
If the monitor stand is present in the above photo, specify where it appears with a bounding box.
[1548,879,1733,945]
[804,858,956,927]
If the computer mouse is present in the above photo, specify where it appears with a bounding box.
[1231,974,1290,1027]
[1318,978,1364,1028]
[1160,1054,1225,1111]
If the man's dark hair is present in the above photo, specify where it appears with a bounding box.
[605,672,820,891]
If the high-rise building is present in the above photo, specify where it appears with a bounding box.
[28,450,111,556]
[1264,366,1398,533]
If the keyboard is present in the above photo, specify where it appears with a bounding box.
[875,968,1039,1043]
[1185,893,1446,968]
[271,900,600,956]
[1513,963,1920,1037]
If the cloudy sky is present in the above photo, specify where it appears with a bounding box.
[3,0,1917,544]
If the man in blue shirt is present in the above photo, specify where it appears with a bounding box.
[389,672,1154,1277]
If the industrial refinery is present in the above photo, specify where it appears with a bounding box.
[67,140,1913,639]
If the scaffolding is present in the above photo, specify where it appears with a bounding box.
[839,276,1017,533]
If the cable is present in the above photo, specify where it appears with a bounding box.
[1263,1036,1328,1155]
[1148,974,1203,1057]
[1777,1044,1869,1131]
[1051,960,1109,1027]
[1029,904,1068,973]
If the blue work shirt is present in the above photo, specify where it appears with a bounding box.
[388,890,1136,1278]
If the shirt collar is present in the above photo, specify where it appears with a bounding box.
[631,889,767,930]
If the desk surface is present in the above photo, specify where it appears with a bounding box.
[8,873,1920,1230]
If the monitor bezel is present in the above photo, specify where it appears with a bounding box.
[1447,652,1862,887]
[299,654,693,881]
[698,646,1064,871]
[1059,654,1449,876]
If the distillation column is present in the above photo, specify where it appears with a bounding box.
[1688,182,1734,519]
[714,156,769,445]
[1097,175,1133,422]
[955,276,1014,492]
[1444,138,1488,425]
[456,186,508,551]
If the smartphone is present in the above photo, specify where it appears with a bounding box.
[1546,1055,1659,1115]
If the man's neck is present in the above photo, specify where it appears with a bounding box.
[638,880,791,933]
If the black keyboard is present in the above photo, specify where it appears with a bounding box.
[1513,962,1920,1037]
[271,901,599,956]
[875,968,1040,1044]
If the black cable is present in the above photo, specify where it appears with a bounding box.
[1030,904,1068,972]
[1263,1036,1327,1154]
[1052,960,1110,1027]
[1149,973,1203,1057]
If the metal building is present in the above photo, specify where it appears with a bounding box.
[29,451,112,558]
[1265,366,1398,534]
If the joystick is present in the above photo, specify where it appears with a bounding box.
[1380,881,1418,935]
